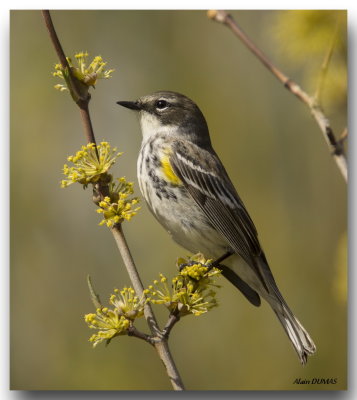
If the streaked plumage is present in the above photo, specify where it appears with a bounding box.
[118,91,316,364]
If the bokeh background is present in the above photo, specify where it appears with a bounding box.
[10,10,347,390]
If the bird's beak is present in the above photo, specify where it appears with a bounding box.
[117,100,141,111]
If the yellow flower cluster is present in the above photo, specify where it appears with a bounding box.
[84,286,145,347]
[61,142,140,227]
[53,52,115,92]
[145,253,221,317]
[61,142,122,188]
[96,178,140,227]
[110,287,146,320]
[84,309,130,347]
[84,255,221,348]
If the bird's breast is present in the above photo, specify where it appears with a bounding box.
[137,136,226,254]
[137,136,187,212]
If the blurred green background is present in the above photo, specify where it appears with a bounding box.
[10,10,347,390]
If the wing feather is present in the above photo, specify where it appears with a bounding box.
[170,141,268,289]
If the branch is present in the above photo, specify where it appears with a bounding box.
[208,10,347,183]
[161,312,181,339]
[42,10,184,391]
[314,16,341,102]
[42,11,93,120]
[339,127,348,144]
[110,225,159,334]
[128,325,156,345]
[78,104,97,148]
[110,226,184,389]
[87,275,102,309]
[42,10,97,147]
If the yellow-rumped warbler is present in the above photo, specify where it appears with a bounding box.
[117,91,316,364]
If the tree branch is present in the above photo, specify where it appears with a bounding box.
[42,10,184,391]
[110,225,184,389]
[42,11,92,114]
[314,16,340,102]
[207,10,347,183]
[78,103,97,147]
[161,312,181,339]
[110,225,161,337]
[128,325,156,345]
[339,127,348,144]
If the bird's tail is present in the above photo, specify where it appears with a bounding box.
[254,256,317,364]
[224,255,316,364]
[272,301,316,365]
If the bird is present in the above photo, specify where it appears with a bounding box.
[117,91,316,364]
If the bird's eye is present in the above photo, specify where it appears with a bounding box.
[156,100,169,110]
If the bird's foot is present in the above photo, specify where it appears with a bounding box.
[178,260,198,272]
[178,250,233,272]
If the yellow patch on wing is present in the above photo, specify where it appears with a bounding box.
[161,154,182,186]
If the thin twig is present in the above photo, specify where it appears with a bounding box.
[111,225,185,390]
[128,325,156,345]
[42,10,98,149]
[161,312,181,339]
[87,275,102,309]
[110,224,161,336]
[78,103,97,146]
[207,10,347,183]
[314,16,341,102]
[339,127,348,144]
[42,10,185,391]
[41,10,68,70]
[42,10,87,110]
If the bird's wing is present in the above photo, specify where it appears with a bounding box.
[170,140,268,289]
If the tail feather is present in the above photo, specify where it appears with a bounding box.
[255,256,316,364]
[273,304,316,365]
[226,255,316,364]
